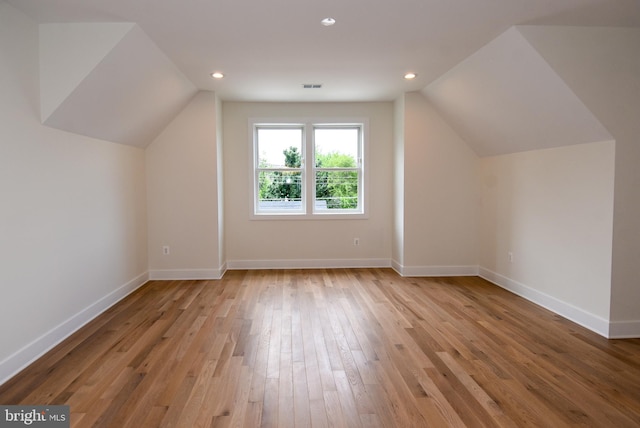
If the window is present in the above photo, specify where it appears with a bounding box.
[251,119,367,218]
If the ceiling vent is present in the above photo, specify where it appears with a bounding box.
[302,84,322,89]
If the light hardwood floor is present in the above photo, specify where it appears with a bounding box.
[1,269,639,427]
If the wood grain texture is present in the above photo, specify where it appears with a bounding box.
[1,269,640,427]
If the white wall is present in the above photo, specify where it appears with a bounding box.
[395,92,479,275]
[146,91,224,279]
[519,26,640,337]
[0,2,148,384]
[223,102,394,268]
[393,95,406,266]
[215,95,225,269]
[479,141,615,334]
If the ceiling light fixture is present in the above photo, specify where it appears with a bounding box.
[210,72,224,79]
[404,72,417,80]
[321,17,336,26]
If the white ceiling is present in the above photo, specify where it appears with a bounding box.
[8,0,640,102]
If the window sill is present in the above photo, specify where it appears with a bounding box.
[251,212,368,221]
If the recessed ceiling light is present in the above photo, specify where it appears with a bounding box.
[210,72,224,79]
[404,72,417,80]
[321,17,336,26]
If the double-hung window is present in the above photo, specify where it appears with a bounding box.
[251,119,367,219]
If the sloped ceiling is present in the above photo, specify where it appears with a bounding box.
[39,22,133,122]
[39,23,197,148]
[421,26,613,157]
[517,26,640,137]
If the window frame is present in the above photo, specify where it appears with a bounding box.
[250,118,368,220]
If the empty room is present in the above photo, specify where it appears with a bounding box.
[1,0,640,426]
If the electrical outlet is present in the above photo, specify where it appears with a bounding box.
[163,246,170,255]
[353,238,360,246]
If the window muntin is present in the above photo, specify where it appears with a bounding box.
[252,120,365,218]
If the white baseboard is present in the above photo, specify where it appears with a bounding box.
[608,320,640,339]
[0,271,149,387]
[479,267,611,338]
[392,261,479,277]
[226,258,391,270]
[148,265,227,280]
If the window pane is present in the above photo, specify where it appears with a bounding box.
[257,128,302,168]
[315,170,358,210]
[314,128,358,168]
[258,170,302,210]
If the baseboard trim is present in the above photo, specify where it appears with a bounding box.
[148,266,227,280]
[479,267,611,338]
[608,320,640,339]
[227,258,391,270]
[392,262,479,277]
[0,271,149,386]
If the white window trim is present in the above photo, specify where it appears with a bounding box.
[249,117,369,220]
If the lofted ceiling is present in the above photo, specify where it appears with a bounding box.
[7,0,640,102]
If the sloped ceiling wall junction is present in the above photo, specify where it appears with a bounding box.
[421,26,613,156]
[39,23,197,148]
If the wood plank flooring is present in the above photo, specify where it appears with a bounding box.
[1,268,640,427]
